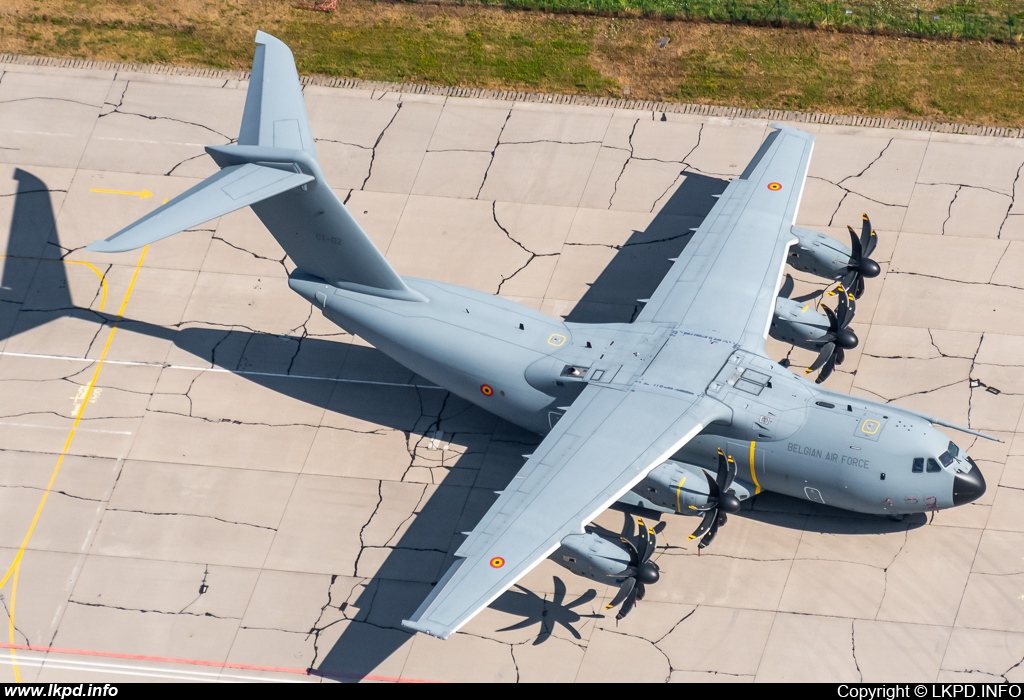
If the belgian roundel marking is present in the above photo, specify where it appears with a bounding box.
[768,182,783,191]
[480,384,494,396]
[490,557,505,568]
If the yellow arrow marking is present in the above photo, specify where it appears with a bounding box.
[89,188,152,199]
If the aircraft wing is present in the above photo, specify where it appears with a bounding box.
[402,383,730,639]
[636,124,815,354]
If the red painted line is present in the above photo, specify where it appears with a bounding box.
[0,641,434,683]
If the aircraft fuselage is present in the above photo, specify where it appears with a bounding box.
[289,271,985,519]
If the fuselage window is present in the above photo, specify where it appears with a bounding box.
[912,458,924,473]
[926,458,941,473]
[938,451,955,468]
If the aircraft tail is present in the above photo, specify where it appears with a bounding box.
[87,31,420,302]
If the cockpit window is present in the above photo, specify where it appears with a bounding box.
[912,458,924,473]
[927,458,941,473]
[948,442,960,459]
[939,451,955,468]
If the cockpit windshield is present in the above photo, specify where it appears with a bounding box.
[939,451,955,467]
[948,441,960,459]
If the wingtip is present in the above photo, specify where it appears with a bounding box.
[401,618,453,640]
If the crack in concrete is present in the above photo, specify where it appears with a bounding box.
[609,118,640,209]
[491,201,558,295]
[315,138,371,150]
[0,594,29,646]
[998,161,1024,238]
[69,599,239,620]
[105,507,277,531]
[648,124,705,214]
[839,139,894,187]
[890,270,1024,292]
[165,152,208,177]
[942,185,965,235]
[476,108,513,200]
[209,235,290,276]
[96,81,231,141]
[353,482,385,578]
[361,103,403,191]
[0,484,103,502]
[851,619,863,682]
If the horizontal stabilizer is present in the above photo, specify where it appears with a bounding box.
[86,163,313,253]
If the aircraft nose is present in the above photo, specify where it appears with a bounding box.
[952,458,986,507]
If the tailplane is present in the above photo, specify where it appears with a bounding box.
[87,32,420,302]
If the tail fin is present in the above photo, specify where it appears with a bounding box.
[87,32,420,302]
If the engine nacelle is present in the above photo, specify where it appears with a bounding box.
[631,459,751,513]
[770,296,833,351]
[551,533,632,583]
[788,227,852,281]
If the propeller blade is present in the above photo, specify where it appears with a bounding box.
[619,536,640,567]
[688,467,720,511]
[616,583,640,620]
[698,514,720,550]
[806,342,835,373]
[715,448,729,494]
[653,521,668,535]
[854,274,866,299]
[836,346,846,366]
[861,213,878,258]
[635,582,647,602]
[835,286,853,328]
[816,352,837,384]
[823,302,838,332]
[636,518,655,564]
[689,507,718,541]
[847,225,863,264]
[605,577,636,611]
[724,454,737,492]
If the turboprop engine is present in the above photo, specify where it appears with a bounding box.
[631,458,751,514]
[787,214,880,299]
[551,519,662,620]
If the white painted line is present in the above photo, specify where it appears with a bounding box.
[0,350,445,389]
[0,653,309,683]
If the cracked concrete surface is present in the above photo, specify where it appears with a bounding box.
[1,59,1023,682]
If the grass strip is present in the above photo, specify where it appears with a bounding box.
[2,1,1024,127]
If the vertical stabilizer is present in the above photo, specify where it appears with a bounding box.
[239,31,318,159]
[88,32,422,302]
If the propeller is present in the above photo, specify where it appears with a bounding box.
[842,213,880,299]
[804,286,858,384]
[605,518,660,620]
[687,449,742,551]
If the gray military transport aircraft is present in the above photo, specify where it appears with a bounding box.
[87,32,991,640]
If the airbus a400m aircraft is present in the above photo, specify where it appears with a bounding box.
[88,33,990,640]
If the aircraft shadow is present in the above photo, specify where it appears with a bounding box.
[6,168,919,681]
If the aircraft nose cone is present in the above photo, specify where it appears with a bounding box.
[637,561,660,585]
[953,459,986,507]
[836,328,859,350]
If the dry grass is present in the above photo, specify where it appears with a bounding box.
[2,0,1024,126]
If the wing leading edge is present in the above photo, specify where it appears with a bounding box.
[637,124,815,354]
[402,384,730,639]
